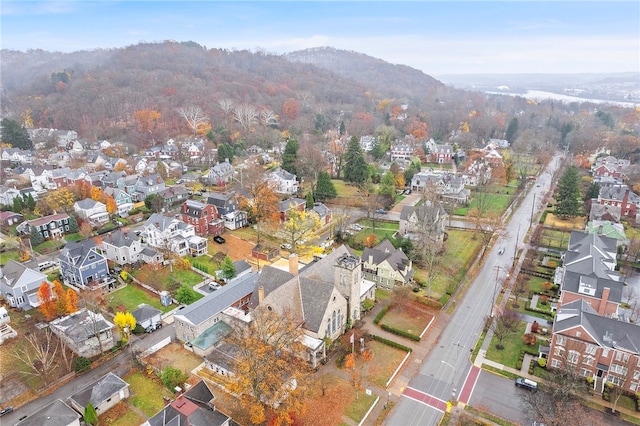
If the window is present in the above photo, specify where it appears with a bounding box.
[632,382,639,392]
[611,364,628,375]
[580,368,591,377]
[551,359,562,368]
[554,346,565,357]
[634,371,640,380]
[568,350,580,365]
[585,344,597,355]
[608,375,623,386]
[584,356,595,366]
[556,335,566,346]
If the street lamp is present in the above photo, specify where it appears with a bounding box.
[441,360,456,400]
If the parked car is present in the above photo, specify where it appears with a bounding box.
[145,323,162,333]
[375,208,387,214]
[0,406,13,417]
[208,282,221,291]
[38,261,56,271]
[350,224,363,231]
[213,235,226,244]
[497,246,505,255]
[515,378,538,390]
[280,243,292,250]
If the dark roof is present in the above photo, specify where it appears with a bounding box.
[563,231,619,279]
[204,341,241,372]
[561,270,623,304]
[248,266,295,309]
[49,309,113,343]
[299,277,335,333]
[27,212,69,227]
[175,272,258,326]
[102,229,139,248]
[132,304,162,323]
[15,399,80,426]
[69,372,129,408]
[58,239,102,267]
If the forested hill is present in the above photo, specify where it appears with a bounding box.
[285,47,444,100]
[0,41,449,145]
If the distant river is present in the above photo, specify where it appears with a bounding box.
[486,89,639,108]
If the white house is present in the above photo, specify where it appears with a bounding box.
[269,168,299,195]
[73,198,109,227]
[100,230,142,265]
[142,213,196,256]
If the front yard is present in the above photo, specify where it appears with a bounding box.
[378,300,434,337]
[485,321,539,368]
[365,339,410,387]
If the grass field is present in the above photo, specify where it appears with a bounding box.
[355,220,400,244]
[485,321,539,368]
[367,339,409,387]
[344,392,378,422]
[0,249,19,265]
[107,284,174,313]
[538,228,572,250]
[125,370,173,417]
[543,213,586,229]
[101,402,145,426]
[380,301,434,336]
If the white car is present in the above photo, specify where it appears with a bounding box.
[350,224,363,231]
[280,243,292,250]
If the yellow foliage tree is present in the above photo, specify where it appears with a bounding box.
[113,311,137,344]
[105,196,117,215]
[66,288,78,314]
[281,205,322,252]
[52,280,68,317]
[395,172,405,189]
[36,188,76,215]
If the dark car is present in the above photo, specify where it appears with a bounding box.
[515,378,538,390]
[145,323,162,333]
[0,406,14,417]
[213,235,226,244]
[375,208,387,214]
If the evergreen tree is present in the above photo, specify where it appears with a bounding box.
[281,138,299,176]
[156,160,168,179]
[84,402,98,426]
[26,193,36,211]
[314,171,337,202]
[505,118,519,143]
[68,215,79,233]
[0,118,33,150]
[305,191,314,209]
[217,143,235,164]
[378,172,396,199]
[221,255,237,280]
[339,120,346,135]
[30,226,44,247]
[12,196,24,213]
[343,137,368,184]
[554,166,582,218]
[585,182,600,200]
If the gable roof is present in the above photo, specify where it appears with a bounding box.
[69,372,128,409]
[59,239,104,267]
[248,266,295,309]
[560,270,623,304]
[174,272,258,326]
[563,231,619,280]
[15,399,80,426]
[299,277,336,333]
[50,309,114,344]
[26,212,69,227]
[101,229,139,248]
[0,260,47,289]
[132,304,162,323]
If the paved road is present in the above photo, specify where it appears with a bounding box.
[386,154,563,425]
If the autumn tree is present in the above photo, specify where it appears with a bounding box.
[328,137,347,178]
[487,309,519,350]
[281,204,322,251]
[66,288,78,314]
[37,282,57,321]
[36,188,76,215]
[79,222,93,239]
[344,348,374,400]
[227,307,309,425]
[105,196,117,215]
[296,141,326,189]
[178,106,208,137]
[52,280,68,316]
[114,311,137,344]
[235,164,280,243]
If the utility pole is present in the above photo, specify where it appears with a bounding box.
[530,193,536,227]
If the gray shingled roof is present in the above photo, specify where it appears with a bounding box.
[248,266,295,309]
[49,309,113,344]
[299,277,335,333]
[554,299,640,354]
[132,304,162,323]
[69,372,129,408]
[175,272,258,326]
[16,399,80,426]
[561,271,623,304]
[102,229,139,248]
[563,231,619,279]
[75,198,102,210]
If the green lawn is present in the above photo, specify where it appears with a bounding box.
[107,284,174,313]
[485,321,539,368]
[355,220,399,243]
[64,233,85,242]
[33,239,65,254]
[105,408,145,426]
[381,304,434,337]
[538,228,572,250]
[375,288,390,300]
[0,250,19,265]
[331,179,361,198]
[453,191,514,216]
[344,392,378,423]
[125,370,173,417]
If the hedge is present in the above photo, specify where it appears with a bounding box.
[374,304,391,325]
[368,334,412,353]
[380,324,421,342]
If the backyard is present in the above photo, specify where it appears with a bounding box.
[106,284,174,314]
[124,370,174,418]
[144,342,203,374]
[453,184,517,216]
[485,321,540,368]
[132,265,205,292]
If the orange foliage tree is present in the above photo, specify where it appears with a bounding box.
[37,282,57,321]
[364,234,377,248]
[52,280,68,316]
[105,196,117,215]
[344,348,374,400]
[281,98,300,121]
[90,186,104,202]
[134,109,162,133]
[66,288,78,314]
[408,118,429,140]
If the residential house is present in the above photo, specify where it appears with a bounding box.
[202,160,235,186]
[278,197,306,222]
[360,135,375,152]
[181,199,224,236]
[132,304,163,330]
[100,229,142,265]
[159,185,190,208]
[596,185,640,221]
[362,239,414,288]
[49,308,115,357]
[140,247,164,265]
[410,171,469,203]
[390,143,414,163]
[429,144,455,164]
[593,155,630,172]
[47,151,72,168]
[28,165,54,193]
[0,185,21,206]
[133,173,165,202]
[63,168,89,187]
[554,231,623,318]
[187,143,203,161]
[102,171,127,189]
[311,202,332,225]
[17,213,70,240]
[585,220,627,248]
[207,192,248,230]
[68,372,130,416]
[488,138,510,149]
[548,299,640,394]
[0,260,50,310]
[592,163,626,181]
[174,272,258,343]
[0,211,23,227]
[15,399,80,426]
[483,146,504,166]
[143,380,231,426]
[49,167,72,189]
[589,202,622,223]
[58,239,112,289]
[74,198,110,227]
[399,203,448,244]
[104,187,134,217]
[142,213,197,257]
[269,168,299,195]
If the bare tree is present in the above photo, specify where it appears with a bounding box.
[11,329,60,385]
[258,108,278,127]
[623,286,637,306]
[232,103,258,131]
[178,106,208,137]
[607,353,636,414]
[487,309,519,350]
[296,141,327,192]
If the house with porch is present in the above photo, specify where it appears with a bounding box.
[73,198,110,228]
[399,203,448,244]
[142,213,197,257]
[181,199,224,237]
[58,239,112,289]
[68,372,129,416]
[269,168,298,195]
[100,229,142,265]
[0,260,50,310]
[132,173,165,202]
[361,239,414,288]
[203,160,235,186]
[17,213,71,240]
[207,192,248,230]
[104,187,134,217]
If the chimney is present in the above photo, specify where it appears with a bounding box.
[258,286,264,304]
[598,287,610,316]
[288,253,299,275]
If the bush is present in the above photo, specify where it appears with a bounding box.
[537,358,547,368]
[412,287,420,293]
[368,334,412,353]
[380,324,421,341]
[132,324,146,334]
[160,366,188,391]
[362,298,375,312]
[73,356,92,373]
[374,304,391,325]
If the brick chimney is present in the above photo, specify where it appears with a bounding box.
[598,287,610,316]
[288,253,299,275]
[258,286,264,304]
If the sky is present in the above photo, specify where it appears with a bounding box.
[1,1,639,76]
